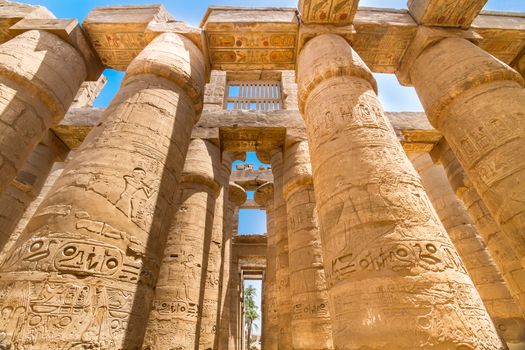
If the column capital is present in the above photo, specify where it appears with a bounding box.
[125,32,206,114]
[229,182,247,206]
[254,182,274,209]
[297,33,376,114]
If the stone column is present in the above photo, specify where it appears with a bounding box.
[0,139,64,250]
[254,182,278,350]
[269,151,293,350]
[143,138,220,350]
[436,141,525,314]
[0,32,205,349]
[0,161,65,265]
[297,33,506,349]
[219,183,246,350]
[199,152,237,350]
[283,140,333,350]
[405,32,525,268]
[0,30,87,193]
[412,152,525,344]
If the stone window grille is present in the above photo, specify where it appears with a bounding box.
[225,81,282,111]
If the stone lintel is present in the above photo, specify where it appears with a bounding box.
[72,75,108,108]
[41,130,69,162]
[0,1,55,44]
[52,107,104,149]
[237,256,267,271]
[78,5,525,73]
[83,5,205,72]
[408,0,488,29]
[298,0,359,25]
[54,108,441,153]
[473,11,525,67]
[352,7,417,74]
[231,168,273,192]
[234,236,268,261]
[240,199,261,209]
[201,7,298,71]
[396,26,482,86]
[10,18,103,80]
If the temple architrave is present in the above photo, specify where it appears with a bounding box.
[0,0,524,348]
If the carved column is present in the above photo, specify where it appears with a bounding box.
[269,151,293,350]
[199,152,237,350]
[0,137,66,250]
[436,141,525,314]
[283,140,333,350]
[0,30,87,193]
[143,138,220,350]
[219,183,246,350]
[0,161,65,265]
[412,152,525,344]
[255,182,278,350]
[297,33,506,349]
[0,32,205,348]
[405,32,525,268]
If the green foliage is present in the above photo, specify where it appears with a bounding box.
[244,285,259,349]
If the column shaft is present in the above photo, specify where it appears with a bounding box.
[0,30,86,192]
[283,140,333,350]
[199,153,235,350]
[219,183,246,350]
[438,142,525,314]
[255,183,278,350]
[409,36,525,267]
[0,32,205,348]
[0,142,58,249]
[142,139,220,350]
[0,162,65,265]
[270,152,293,350]
[297,33,506,349]
[412,152,525,344]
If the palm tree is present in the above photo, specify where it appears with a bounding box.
[244,285,259,350]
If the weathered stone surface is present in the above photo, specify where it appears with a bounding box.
[297,33,505,349]
[434,140,525,315]
[83,5,204,71]
[268,151,292,350]
[254,182,278,350]
[10,18,104,80]
[408,0,487,28]
[0,162,65,265]
[54,107,443,154]
[143,139,221,350]
[407,34,525,269]
[472,11,525,67]
[283,140,333,350]
[201,7,298,71]
[412,152,525,345]
[218,182,246,350]
[298,0,358,25]
[0,32,205,348]
[0,29,86,193]
[0,1,54,44]
[0,133,66,252]
[231,167,273,191]
[71,74,107,108]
